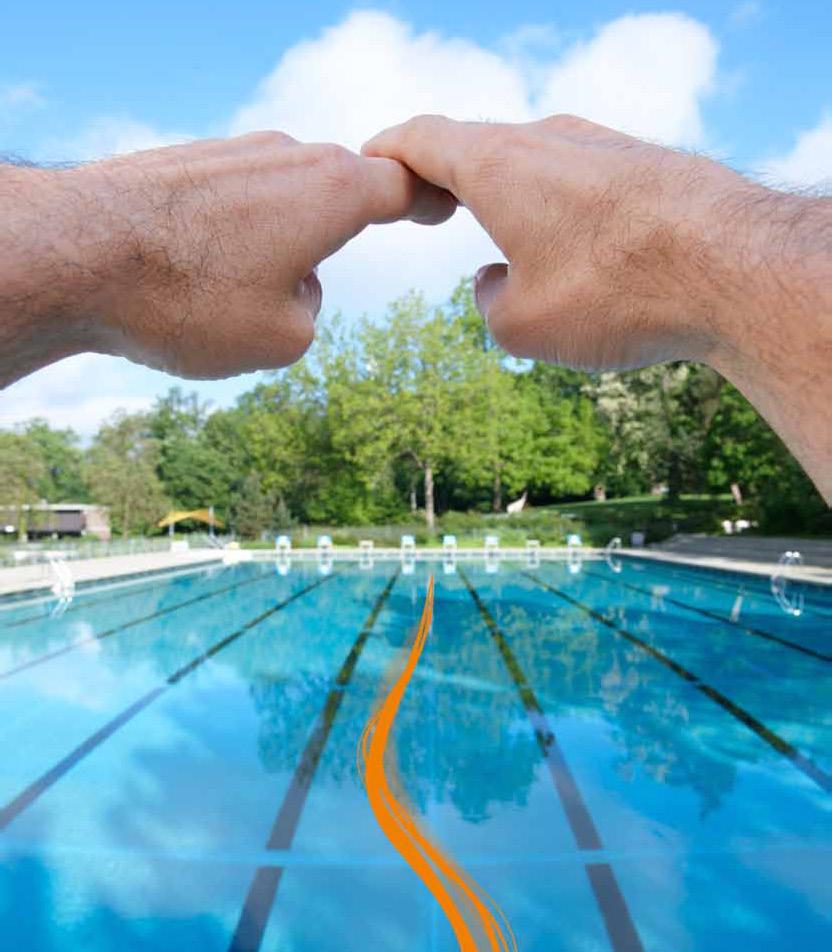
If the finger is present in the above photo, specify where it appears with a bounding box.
[362,114,493,198]
[358,156,457,226]
[474,263,509,323]
[295,269,323,321]
[473,264,539,360]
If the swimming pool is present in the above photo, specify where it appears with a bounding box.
[0,556,829,951]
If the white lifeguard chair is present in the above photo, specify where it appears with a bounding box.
[400,534,416,574]
[566,533,583,575]
[484,534,500,573]
[317,535,334,575]
[441,535,458,574]
[275,535,291,576]
[359,539,374,570]
[525,539,540,569]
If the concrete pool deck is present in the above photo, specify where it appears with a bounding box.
[0,549,224,600]
[1,541,830,601]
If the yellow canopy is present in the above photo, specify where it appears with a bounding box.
[157,508,225,529]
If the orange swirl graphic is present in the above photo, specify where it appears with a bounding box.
[358,575,518,952]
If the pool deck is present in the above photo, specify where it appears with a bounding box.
[1,542,830,600]
[0,549,224,599]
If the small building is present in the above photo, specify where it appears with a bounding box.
[0,504,111,541]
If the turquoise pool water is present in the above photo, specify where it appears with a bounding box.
[0,557,829,951]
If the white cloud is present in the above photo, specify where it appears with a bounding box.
[0,81,44,110]
[537,14,717,147]
[0,355,153,436]
[52,117,190,162]
[11,8,721,431]
[730,2,763,27]
[229,10,533,146]
[759,113,832,190]
[230,8,719,316]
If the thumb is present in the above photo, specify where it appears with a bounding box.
[474,263,509,324]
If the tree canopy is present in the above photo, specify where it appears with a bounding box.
[0,278,826,538]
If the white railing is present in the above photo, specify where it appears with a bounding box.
[771,550,804,617]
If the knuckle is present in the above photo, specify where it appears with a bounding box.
[307,142,354,167]
[404,113,444,135]
[238,129,295,148]
[307,143,358,191]
[281,313,315,363]
[544,113,596,135]
[468,130,517,192]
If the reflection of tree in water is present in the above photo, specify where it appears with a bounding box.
[236,572,763,824]
[249,672,334,773]
[245,608,545,825]
[488,581,738,815]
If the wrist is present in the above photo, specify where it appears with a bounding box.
[711,189,831,365]
[707,189,832,501]
[0,165,108,384]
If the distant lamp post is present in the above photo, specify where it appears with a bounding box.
[209,506,215,539]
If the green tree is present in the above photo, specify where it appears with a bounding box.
[20,419,87,501]
[86,412,168,536]
[232,471,274,538]
[328,293,471,529]
[587,363,722,497]
[147,388,231,512]
[521,364,604,502]
[705,383,829,532]
[454,351,541,511]
[0,431,47,537]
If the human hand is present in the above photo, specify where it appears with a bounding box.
[364,114,832,500]
[1,132,455,382]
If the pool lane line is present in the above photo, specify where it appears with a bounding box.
[3,563,226,630]
[523,572,832,795]
[627,558,832,621]
[0,564,279,682]
[582,567,831,662]
[0,574,334,833]
[458,568,645,952]
[228,569,400,952]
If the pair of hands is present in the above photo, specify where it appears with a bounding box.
[6,114,753,379]
[2,114,830,498]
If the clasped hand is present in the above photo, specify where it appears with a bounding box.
[2,114,829,498]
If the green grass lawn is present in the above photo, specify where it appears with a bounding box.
[240,494,737,549]
[544,493,735,546]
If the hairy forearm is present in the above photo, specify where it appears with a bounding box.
[710,192,832,502]
[0,164,105,386]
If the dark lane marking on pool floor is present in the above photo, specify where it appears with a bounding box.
[0,566,279,681]
[524,573,832,795]
[459,569,645,952]
[582,567,831,662]
[229,569,400,952]
[0,574,334,832]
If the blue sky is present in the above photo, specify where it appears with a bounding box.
[1,1,831,433]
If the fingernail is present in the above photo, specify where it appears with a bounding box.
[473,265,495,317]
[297,272,322,320]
